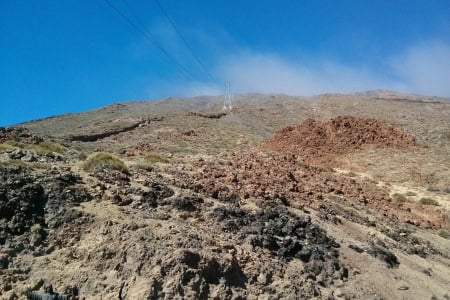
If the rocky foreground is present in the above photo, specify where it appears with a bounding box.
[1,108,449,299]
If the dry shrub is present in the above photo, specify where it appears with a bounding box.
[145,152,170,164]
[393,193,407,202]
[419,197,439,206]
[30,141,67,155]
[0,143,14,151]
[83,152,128,173]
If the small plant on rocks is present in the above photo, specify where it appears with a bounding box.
[83,152,128,173]
[0,143,14,152]
[393,193,407,202]
[346,171,358,177]
[30,141,67,155]
[145,152,170,164]
[419,197,439,206]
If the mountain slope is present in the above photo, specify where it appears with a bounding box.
[0,91,449,299]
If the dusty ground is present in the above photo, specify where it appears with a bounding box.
[1,91,449,299]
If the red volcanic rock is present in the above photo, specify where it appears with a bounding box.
[262,116,417,163]
[175,150,446,229]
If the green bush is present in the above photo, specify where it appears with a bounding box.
[0,140,25,151]
[134,162,154,172]
[83,152,128,173]
[0,159,48,170]
[0,140,66,156]
[0,159,28,168]
[419,197,439,206]
[393,193,407,202]
[145,153,170,164]
[0,143,14,151]
[3,140,25,148]
[29,142,67,155]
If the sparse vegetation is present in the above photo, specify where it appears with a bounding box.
[4,140,25,148]
[83,152,128,173]
[30,141,67,155]
[319,165,334,173]
[0,140,66,156]
[368,178,379,184]
[438,229,450,239]
[65,148,87,160]
[0,159,29,168]
[392,193,407,202]
[0,140,25,151]
[346,171,358,177]
[134,162,154,172]
[145,152,170,164]
[0,143,15,151]
[0,159,48,170]
[405,191,417,197]
[30,224,42,234]
[419,197,439,206]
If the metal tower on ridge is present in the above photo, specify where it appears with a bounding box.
[223,81,233,111]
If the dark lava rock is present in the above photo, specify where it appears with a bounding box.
[179,250,201,268]
[211,207,251,233]
[0,166,93,257]
[348,244,365,253]
[0,254,9,269]
[382,227,439,258]
[43,172,92,229]
[367,240,400,268]
[141,182,174,208]
[0,127,42,144]
[172,196,204,212]
[0,168,47,246]
[158,251,247,299]
[211,206,248,222]
[93,165,130,185]
[251,207,340,262]
[204,185,240,203]
[8,148,26,160]
[111,193,133,206]
[212,205,343,284]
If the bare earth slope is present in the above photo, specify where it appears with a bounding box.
[0,91,449,299]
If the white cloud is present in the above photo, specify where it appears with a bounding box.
[215,52,396,96]
[139,22,450,97]
[390,41,450,97]
[208,40,450,97]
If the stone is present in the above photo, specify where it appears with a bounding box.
[257,273,269,285]
[334,288,345,297]
[21,152,37,162]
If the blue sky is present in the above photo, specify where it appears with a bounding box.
[1,1,449,125]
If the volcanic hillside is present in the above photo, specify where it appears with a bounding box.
[0,92,449,299]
